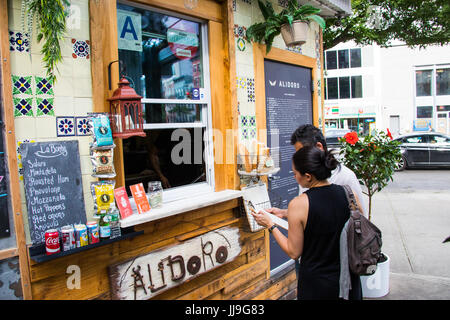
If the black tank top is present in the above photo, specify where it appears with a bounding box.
[300,184,350,279]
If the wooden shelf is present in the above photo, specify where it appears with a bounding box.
[28,227,143,264]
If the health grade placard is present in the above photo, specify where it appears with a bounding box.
[130,183,150,214]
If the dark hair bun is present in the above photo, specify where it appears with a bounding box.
[293,146,340,181]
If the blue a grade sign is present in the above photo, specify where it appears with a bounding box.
[117,9,142,52]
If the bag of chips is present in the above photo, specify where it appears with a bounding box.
[88,113,114,148]
[91,181,116,214]
[90,147,116,178]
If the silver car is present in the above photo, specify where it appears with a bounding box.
[394,132,450,171]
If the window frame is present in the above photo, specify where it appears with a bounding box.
[118,0,216,199]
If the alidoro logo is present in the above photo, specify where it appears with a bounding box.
[268,80,300,88]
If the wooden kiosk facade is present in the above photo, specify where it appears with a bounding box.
[0,0,328,300]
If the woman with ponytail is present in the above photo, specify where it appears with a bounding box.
[251,146,363,300]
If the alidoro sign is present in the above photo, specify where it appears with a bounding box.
[108,226,241,300]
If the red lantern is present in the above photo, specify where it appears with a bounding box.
[108,77,146,139]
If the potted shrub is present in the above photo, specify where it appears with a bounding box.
[339,129,402,298]
[246,0,325,53]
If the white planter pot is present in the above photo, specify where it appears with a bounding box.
[280,21,309,46]
[360,254,390,298]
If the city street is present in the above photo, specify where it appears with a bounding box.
[369,169,450,299]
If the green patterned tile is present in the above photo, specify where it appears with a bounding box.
[13,97,33,117]
[12,75,32,95]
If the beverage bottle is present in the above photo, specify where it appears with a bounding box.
[109,203,121,239]
[99,209,111,241]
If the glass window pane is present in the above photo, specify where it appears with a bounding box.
[350,48,361,68]
[436,68,450,96]
[437,105,450,112]
[327,78,338,99]
[404,136,426,143]
[117,5,203,100]
[339,77,350,99]
[416,70,432,96]
[143,103,203,124]
[326,51,337,70]
[417,106,432,118]
[338,50,349,69]
[122,128,206,191]
[351,75,362,98]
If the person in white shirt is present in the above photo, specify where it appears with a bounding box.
[265,124,368,285]
[267,124,368,218]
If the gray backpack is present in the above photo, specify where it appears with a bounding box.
[342,185,382,276]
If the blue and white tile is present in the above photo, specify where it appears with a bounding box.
[56,116,75,137]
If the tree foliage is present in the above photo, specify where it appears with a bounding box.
[323,0,450,50]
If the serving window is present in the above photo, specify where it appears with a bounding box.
[117,2,214,196]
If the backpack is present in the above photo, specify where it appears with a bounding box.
[342,185,383,276]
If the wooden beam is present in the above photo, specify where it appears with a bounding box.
[0,0,32,300]
[89,0,125,187]
[0,248,18,260]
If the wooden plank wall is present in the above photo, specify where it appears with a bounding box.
[28,200,296,300]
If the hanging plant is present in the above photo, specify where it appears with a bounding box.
[22,0,70,83]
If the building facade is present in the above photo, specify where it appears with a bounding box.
[323,41,450,137]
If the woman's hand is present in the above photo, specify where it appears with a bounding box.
[265,207,288,219]
[250,209,274,229]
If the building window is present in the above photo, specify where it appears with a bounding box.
[350,48,361,68]
[339,77,350,99]
[417,106,433,118]
[325,76,363,100]
[437,105,450,112]
[351,75,363,98]
[326,51,337,70]
[436,68,450,96]
[117,3,213,194]
[327,77,338,99]
[416,70,432,96]
[338,49,349,69]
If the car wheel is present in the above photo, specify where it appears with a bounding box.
[395,155,407,171]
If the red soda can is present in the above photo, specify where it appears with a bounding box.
[45,229,60,255]
[86,221,99,244]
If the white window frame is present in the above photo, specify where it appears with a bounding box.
[118,1,215,201]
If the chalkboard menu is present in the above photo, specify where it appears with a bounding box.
[264,59,312,269]
[20,141,87,244]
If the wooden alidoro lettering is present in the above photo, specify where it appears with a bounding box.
[108,226,241,300]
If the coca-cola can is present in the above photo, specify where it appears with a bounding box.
[45,229,60,255]
[61,225,76,251]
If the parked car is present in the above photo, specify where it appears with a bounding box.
[394,132,450,171]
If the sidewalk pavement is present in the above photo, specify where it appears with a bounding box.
[368,190,450,300]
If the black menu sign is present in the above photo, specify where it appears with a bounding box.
[20,140,86,244]
[264,59,312,269]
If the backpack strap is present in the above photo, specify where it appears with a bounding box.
[342,185,362,234]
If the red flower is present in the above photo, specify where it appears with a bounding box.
[386,128,393,140]
[344,132,359,145]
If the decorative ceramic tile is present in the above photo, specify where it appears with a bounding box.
[240,0,251,4]
[13,97,33,117]
[240,115,249,127]
[72,39,90,59]
[250,127,257,139]
[36,97,55,116]
[232,0,236,11]
[241,127,249,140]
[9,31,30,52]
[247,78,255,102]
[249,115,256,127]
[17,140,36,180]
[278,0,289,8]
[75,117,91,136]
[35,76,54,96]
[237,38,246,51]
[237,77,247,89]
[12,75,32,95]
[56,117,75,136]
[287,45,302,54]
[234,25,247,39]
